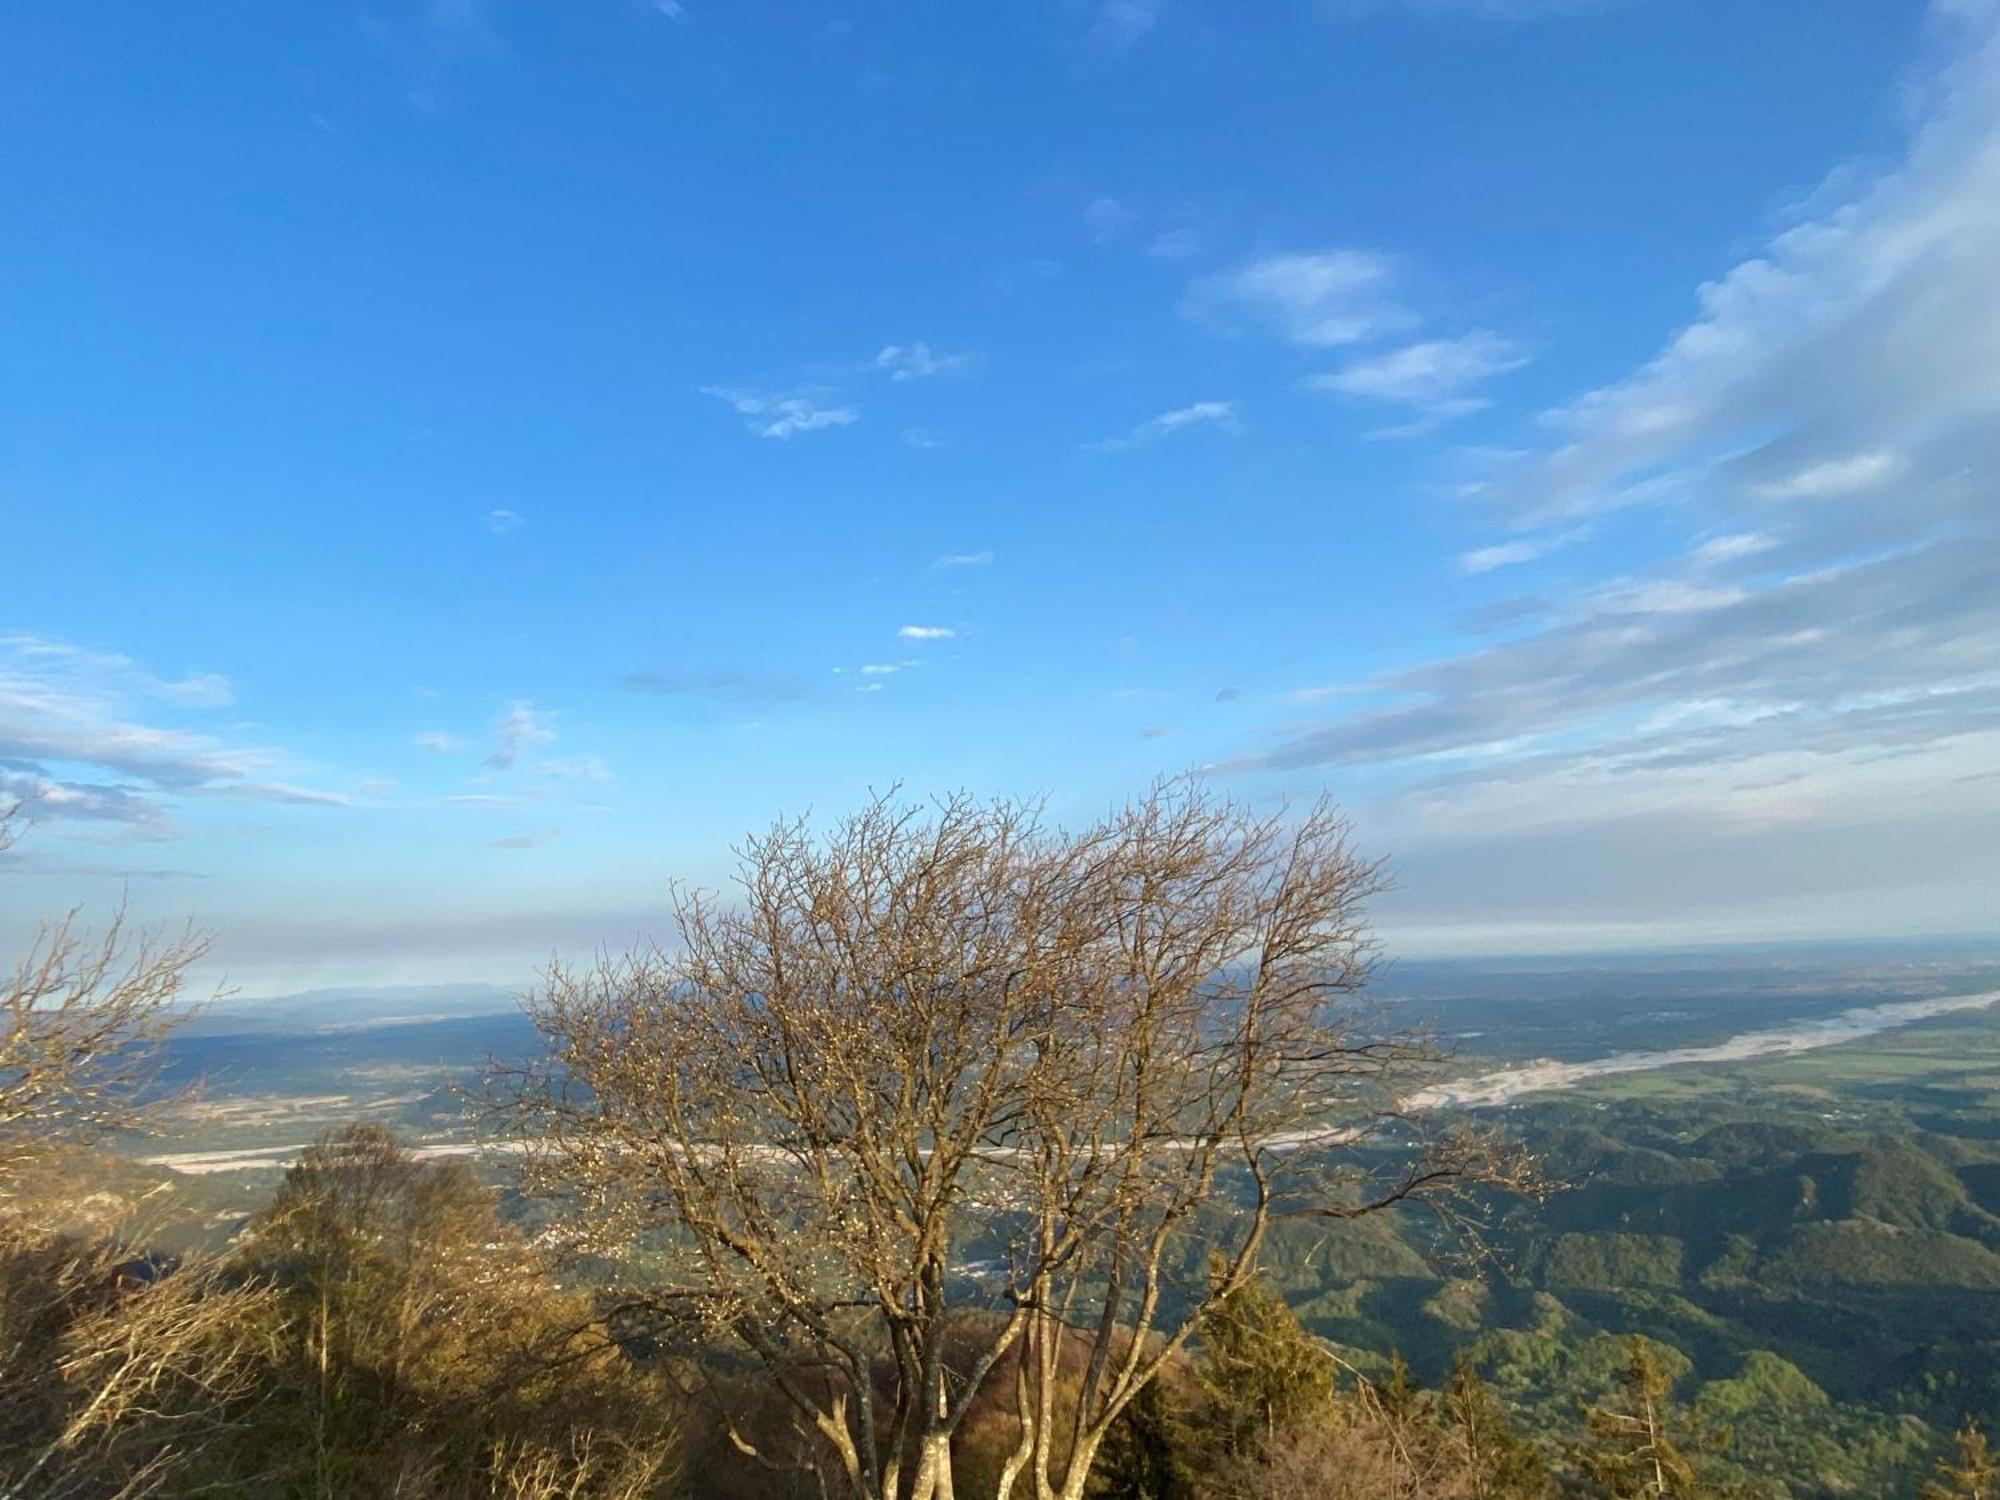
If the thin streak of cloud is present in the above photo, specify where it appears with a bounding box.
[701,386,858,440]
[1308,330,1529,422]
[873,343,978,381]
[0,634,343,832]
[1090,400,1239,451]
[1457,528,1583,574]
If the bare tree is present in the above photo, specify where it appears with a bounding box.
[502,783,1532,1500]
[1,812,208,1196]
[0,808,268,1500]
[2,803,213,1200]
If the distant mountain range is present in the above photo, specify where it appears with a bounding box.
[180,983,522,1036]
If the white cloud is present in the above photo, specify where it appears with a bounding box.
[902,427,946,449]
[1310,330,1528,416]
[1148,227,1202,260]
[1091,1,1159,49]
[1495,13,2000,529]
[898,625,956,641]
[484,700,556,769]
[414,730,467,753]
[934,550,994,568]
[1085,195,1134,245]
[1457,530,1579,574]
[1186,250,1409,348]
[2,635,233,709]
[701,386,858,439]
[1751,451,1901,500]
[484,508,525,536]
[1222,1,2000,944]
[1149,400,1238,434]
[1688,532,1776,567]
[1582,578,1749,617]
[1092,399,1239,450]
[873,342,978,381]
[0,633,338,833]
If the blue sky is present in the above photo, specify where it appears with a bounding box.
[4,0,1996,992]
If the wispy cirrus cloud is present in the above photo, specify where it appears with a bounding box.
[934,550,994,568]
[873,342,979,381]
[898,625,957,641]
[701,386,858,439]
[1237,543,1999,779]
[1309,330,1530,429]
[1457,527,1583,575]
[1750,451,1902,501]
[1225,1,2000,941]
[1188,250,1529,435]
[1090,1,1160,50]
[843,660,921,693]
[1488,17,2000,534]
[484,700,556,770]
[1185,250,1409,348]
[1090,399,1239,450]
[0,634,346,834]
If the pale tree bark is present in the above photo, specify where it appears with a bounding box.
[501,783,1534,1500]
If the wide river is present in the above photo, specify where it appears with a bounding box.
[1409,987,2000,1109]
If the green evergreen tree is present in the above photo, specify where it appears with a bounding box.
[1194,1273,1335,1458]
[1575,1337,1716,1499]
[1442,1354,1550,1500]
[1377,1350,1423,1424]
[1088,1378,1197,1500]
[1924,1420,2000,1500]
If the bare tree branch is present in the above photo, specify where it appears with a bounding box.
[497,781,1533,1500]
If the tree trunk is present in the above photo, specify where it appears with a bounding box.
[994,1364,1035,1500]
[1054,1431,1105,1500]
[907,1432,954,1500]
